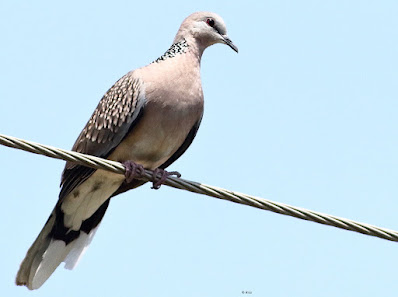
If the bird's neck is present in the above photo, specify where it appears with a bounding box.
[154,38,190,63]
[153,37,204,65]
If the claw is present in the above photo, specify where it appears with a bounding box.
[151,168,181,189]
[123,160,146,183]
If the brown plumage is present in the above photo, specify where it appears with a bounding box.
[16,11,237,290]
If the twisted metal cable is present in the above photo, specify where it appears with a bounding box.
[1,132,398,242]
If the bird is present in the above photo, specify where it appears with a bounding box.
[15,11,238,290]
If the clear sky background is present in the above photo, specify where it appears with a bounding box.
[1,1,397,296]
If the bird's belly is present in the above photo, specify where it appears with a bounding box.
[120,132,182,168]
[107,103,199,169]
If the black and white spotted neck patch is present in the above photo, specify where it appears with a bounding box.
[153,39,189,63]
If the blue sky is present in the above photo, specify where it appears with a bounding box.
[1,1,398,296]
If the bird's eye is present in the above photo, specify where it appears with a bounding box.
[206,18,215,27]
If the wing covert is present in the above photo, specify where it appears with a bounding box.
[60,71,146,199]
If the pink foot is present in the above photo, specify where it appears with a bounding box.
[123,160,146,183]
[151,168,181,189]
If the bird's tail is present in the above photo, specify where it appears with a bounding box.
[16,200,109,290]
[16,211,56,289]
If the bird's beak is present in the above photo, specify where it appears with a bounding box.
[222,35,238,53]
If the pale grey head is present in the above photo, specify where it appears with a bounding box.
[174,11,238,53]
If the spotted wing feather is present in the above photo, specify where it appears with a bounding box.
[60,72,146,200]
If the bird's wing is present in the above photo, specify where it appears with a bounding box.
[60,71,146,200]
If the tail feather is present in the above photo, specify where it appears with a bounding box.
[16,200,109,290]
[16,212,56,289]
[64,226,99,270]
[16,169,118,290]
[29,239,73,289]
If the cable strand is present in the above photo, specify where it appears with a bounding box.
[1,132,397,242]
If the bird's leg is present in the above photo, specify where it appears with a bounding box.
[122,160,146,183]
[123,161,181,188]
[151,168,181,190]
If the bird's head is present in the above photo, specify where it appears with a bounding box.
[174,12,238,53]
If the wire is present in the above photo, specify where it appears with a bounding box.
[1,132,397,242]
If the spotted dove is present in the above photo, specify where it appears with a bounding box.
[16,11,238,290]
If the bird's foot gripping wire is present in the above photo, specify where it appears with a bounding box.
[151,168,181,190]
[123,160,146,183]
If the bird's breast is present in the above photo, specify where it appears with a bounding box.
[108,65,204,169]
